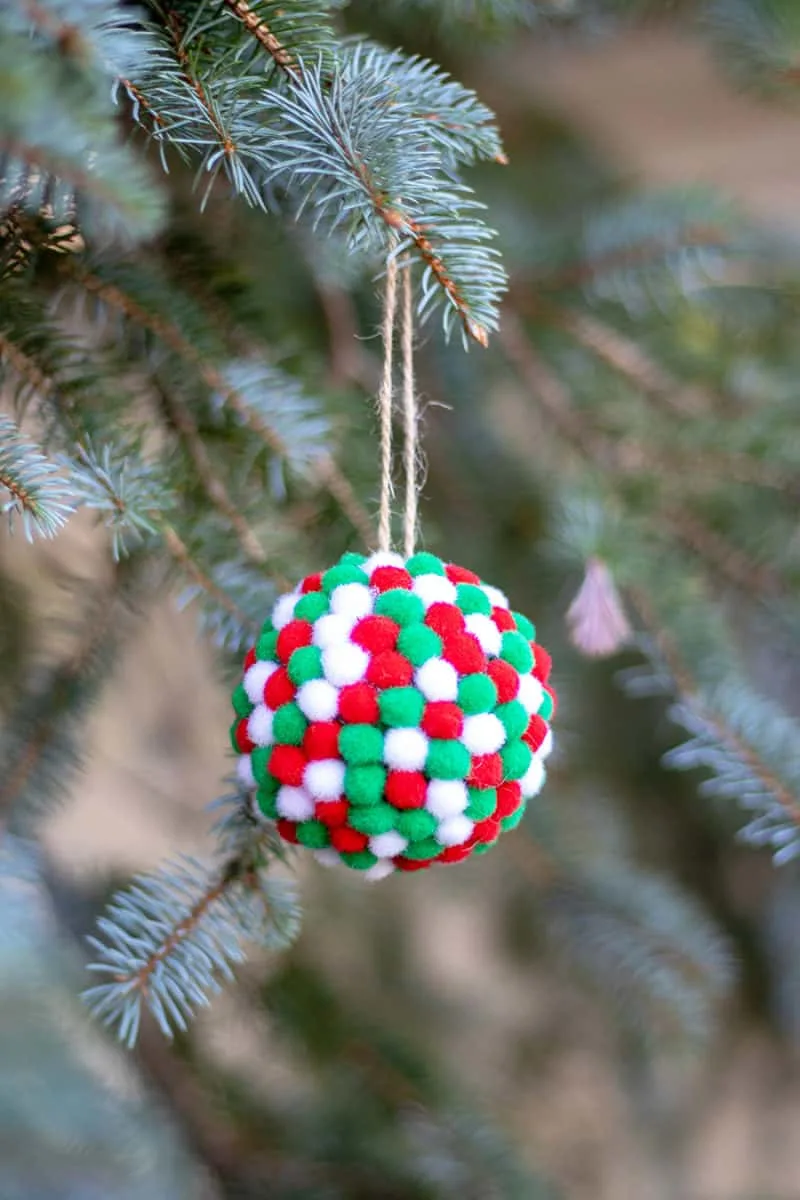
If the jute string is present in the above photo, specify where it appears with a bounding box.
[376,252,420,556]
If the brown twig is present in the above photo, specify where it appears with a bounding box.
[220,0,298,76]
[164,8,235,155]
[157,383,266,563]
[163,525,254,628]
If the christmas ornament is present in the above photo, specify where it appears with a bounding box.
[230,550,555,880]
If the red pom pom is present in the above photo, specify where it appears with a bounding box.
[366,651,414,689]
[474,816,501,845]
[235,718,255,754]
[304,721,340,760]
[394,857,432,871]
[442,633,486,676]
[268,745,306,787]
[533,643,552,683]
[276,620,313,663]
[522,715,548,752]
[244,647,256,671]
[495,781,522,819]
[385,771,427,808]
[316,799,349,827]
[437,843,473,864]
[468,753,503,789]
[331,826,369,853]
[487,659,519,704]
[276,819,299,844]
[425,602,465,638]
[491,606,516,632]
[421,701,464,740]
[265,667,296,710]
[338,682,380,724]
[445,564,480,585]
[351,615,400,654]
[300,573,322,593]
[370,565,412,592]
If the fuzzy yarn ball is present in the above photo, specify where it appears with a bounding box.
[230,551,555,881]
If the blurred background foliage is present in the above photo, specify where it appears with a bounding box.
[4,0,800,1197]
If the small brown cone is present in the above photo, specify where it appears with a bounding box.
[566,557,632,658]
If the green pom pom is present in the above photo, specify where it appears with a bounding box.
[512,611,535,640]
[322,563,369,592]
[229,719,241,753]
[494,700,528,741]
[538,690,554,721]
[345,764,387,806]
[288,645,323,686]
[378,686,425,727]
[466,787,497,821]
[402,837,441,861]
[456,583,491,616]
[231,683,252,719]
[473,839,498,855]
[256,786,279,820]
[458,673,497,714]
[251,747,272,785]
[500,631,534,673]
[340,849,378,870]
[501,739,533,781]
[339,724,384,765]
[348,803,398,836]
[339,551,368,567]
[406,552,445,577]
[397,624,442,667]
[256,629,279,660]
[501,800,527,832]
[426,739,471,780]
[396,809,437,841]
[374,589,424,627]
[296,819,330,849]
[295,592,328,622]
[272,702,307,746]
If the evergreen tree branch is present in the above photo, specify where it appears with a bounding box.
[163,525,255,635]
[84,831,301,1046]
[220,0,299,76]
[156,381,266,563]
[0,414,74,539]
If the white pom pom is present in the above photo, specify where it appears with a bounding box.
[296,678,340,722]
[364,551,405,572]
[313,613,356,649]
[237,754,256,789]
[313,849,341,868]
[383,727,429,771]
[244,660,278,704]
[415,657,459,702]
[276,786,315,821]
[461,713,506,755]
[247,705,274,746]
[519,757,546,798]
[435,814,474,847]
[329,583,373,620]
[364,859,396,881]
[272,592,299,630]
[412,574,457,608]
[369,830,408,858]
[517,673,544,714]
[304,758,346,800]
[464,613,502,658]
[425,779,469,819]
[483,584,509,609]
[539,728,554,760]
[322,643,370,687]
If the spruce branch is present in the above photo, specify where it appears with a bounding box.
[0,414,74,539]
[164,525,256,640]
[68,441,172,559]
[84,831,301,1046]
[263,64,506,345]
[220,0,300,76]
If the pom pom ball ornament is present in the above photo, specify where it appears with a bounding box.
[230,551,556,881]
